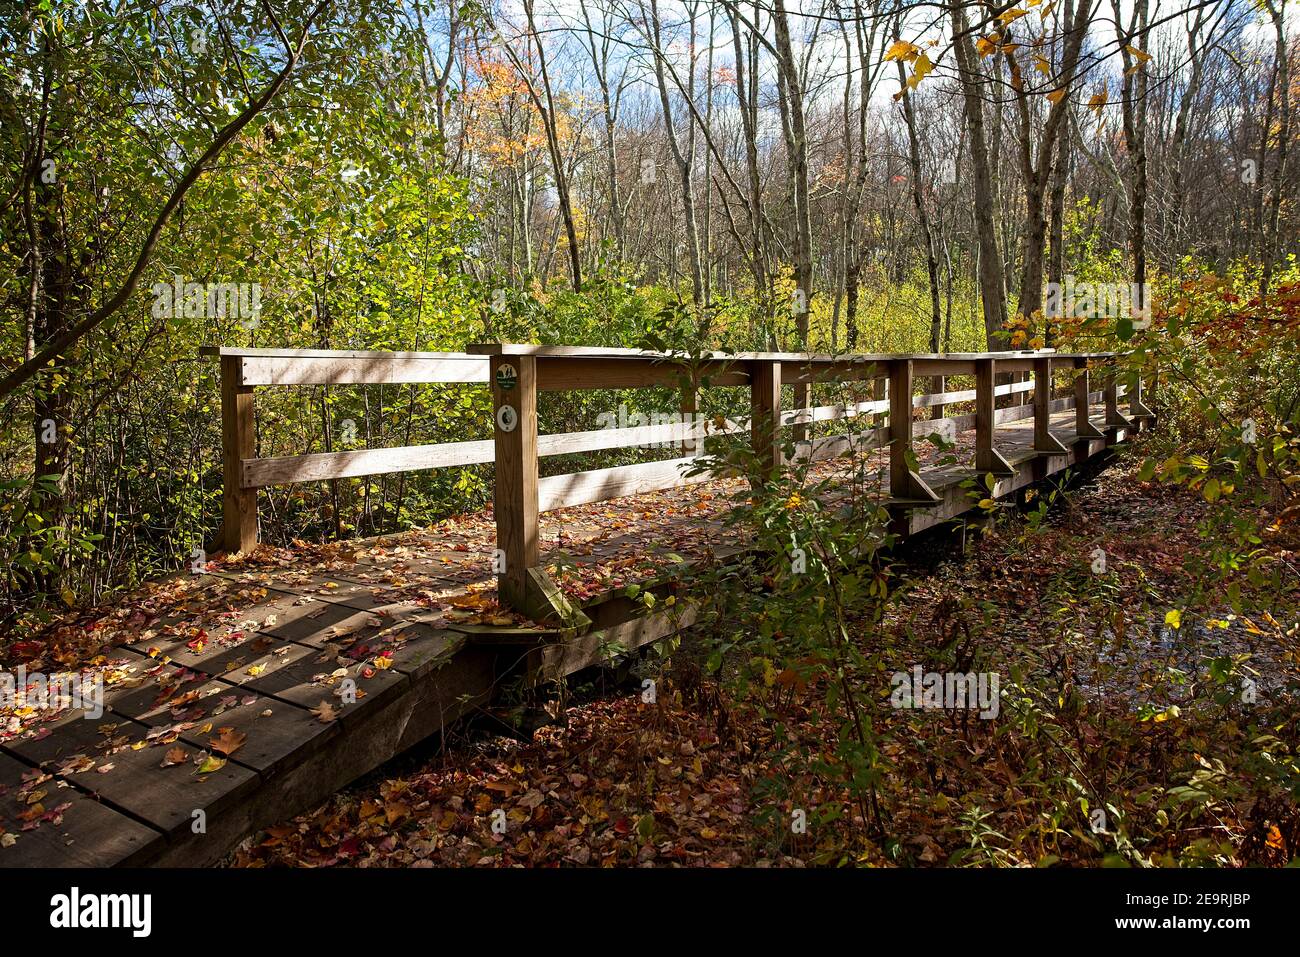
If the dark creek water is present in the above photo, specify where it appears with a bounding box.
[1064,611,1297,714]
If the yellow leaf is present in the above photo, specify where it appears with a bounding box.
[1126,45,1152,63]
[1046,88,1067,104]
[196,754,226,775]
[884,40,920,62]
[1164,609,1182,629]
[998,8,1029,25]
[1033,55,1051,75]
[906,53,933,90]
[976,35,999,57]
[1087,90,1108,112]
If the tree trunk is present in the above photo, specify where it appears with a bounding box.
[520,0,582,291]
[950,0,1007,345]
[772,0,813,348]
[648,0,704,307]
[1260,0,1292,298]
[896,57,943,350]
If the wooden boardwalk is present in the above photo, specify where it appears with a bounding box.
[0,347,1149,866]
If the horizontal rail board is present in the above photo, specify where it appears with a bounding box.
[782,399,887,426]
[781,360,887,385]
[787,427,889,464]
[467,343,1117,362]
[240,355,489,386]
[215,348,1116,391]
[538,419,744,457]
[242,420,751,487]
[536,357,748,391]
[201,346,483,359]
[914,379,1036,407]
[538,456,717,511]
[785,390,1109,469]
[244,440,495,487]
[782,380,1035,426]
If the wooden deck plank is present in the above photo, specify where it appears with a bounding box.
[1,710,259,838]
[85,642,388,749]
[200,566,417,612]
[112,672,342,775]
[217,643,410,721]
[0,652,200,754]
[383,629,467,680]
[256,601,429,648]
[0,752,162,867]
[115,582,347,668]
[20,646,346,778]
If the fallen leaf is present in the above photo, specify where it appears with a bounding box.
[196,754,227,774]
[312,701,338,723]
[210,728,247,756]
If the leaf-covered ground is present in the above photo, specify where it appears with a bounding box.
[225,459,1300,867]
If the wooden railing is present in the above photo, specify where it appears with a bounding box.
[202,345,1151,619]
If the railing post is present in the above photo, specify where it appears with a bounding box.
[888,358,940,503]
[791,374,809,446]
[975,358,1014,475]
[219,355,258,554]
[1033,356,1069,454]
[930,374,946,420]
[490,352,540,612]
[750,358,782,478]
[1128,369,1155,422]
[680,379,698,456]
[1104,362,1133,431]
[1073,357,1106,440]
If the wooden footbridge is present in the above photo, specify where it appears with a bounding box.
[0,345,1151,866]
